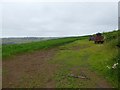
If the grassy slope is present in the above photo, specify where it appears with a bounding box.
[50,30,119,88]
[2,37,87,58]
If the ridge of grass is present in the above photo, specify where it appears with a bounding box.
[2,36,88,59]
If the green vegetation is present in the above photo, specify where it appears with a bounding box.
[103,30,119,87]
[2,30,119,88]
[50,30,119,88]
[2,37,87,58]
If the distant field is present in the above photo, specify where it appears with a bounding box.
[2,37,58,45]
[2,36,88,58]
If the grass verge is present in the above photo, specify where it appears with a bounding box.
[2,36,88,59]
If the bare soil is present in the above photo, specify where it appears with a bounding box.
[70,66,113,88]
[2,48,59,88]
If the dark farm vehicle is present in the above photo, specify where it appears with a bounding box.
[94,33,104,44]
[89,35,95,41]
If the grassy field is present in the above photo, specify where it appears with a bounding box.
[51,39,118,87]
[2,30,119,88]
[2,36,87,58]
[2,37,58,45]
[50,30,119,88]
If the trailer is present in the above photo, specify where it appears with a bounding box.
[94,33,104,44]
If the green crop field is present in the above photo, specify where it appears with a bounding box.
[2,36,88,58]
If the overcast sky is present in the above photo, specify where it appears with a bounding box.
[1,2,118,37]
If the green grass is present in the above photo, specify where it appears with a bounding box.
[2,36,88,59]
[50,30,119,88]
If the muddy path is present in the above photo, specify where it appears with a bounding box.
[69,66,113,88]
[2,45,114,88]
[2,48,59,88]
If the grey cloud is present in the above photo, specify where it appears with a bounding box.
[2,2,118,37]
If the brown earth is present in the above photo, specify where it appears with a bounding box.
[70,66,113,88]
[2,48,59,88]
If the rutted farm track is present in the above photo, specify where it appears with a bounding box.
[3,49,59,88]
[2,39,115,88]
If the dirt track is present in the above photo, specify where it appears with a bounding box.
[2,48,59,88]
[2,47,113,88]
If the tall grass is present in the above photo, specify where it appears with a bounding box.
[2,37,86,59]
[102,30,119,87]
